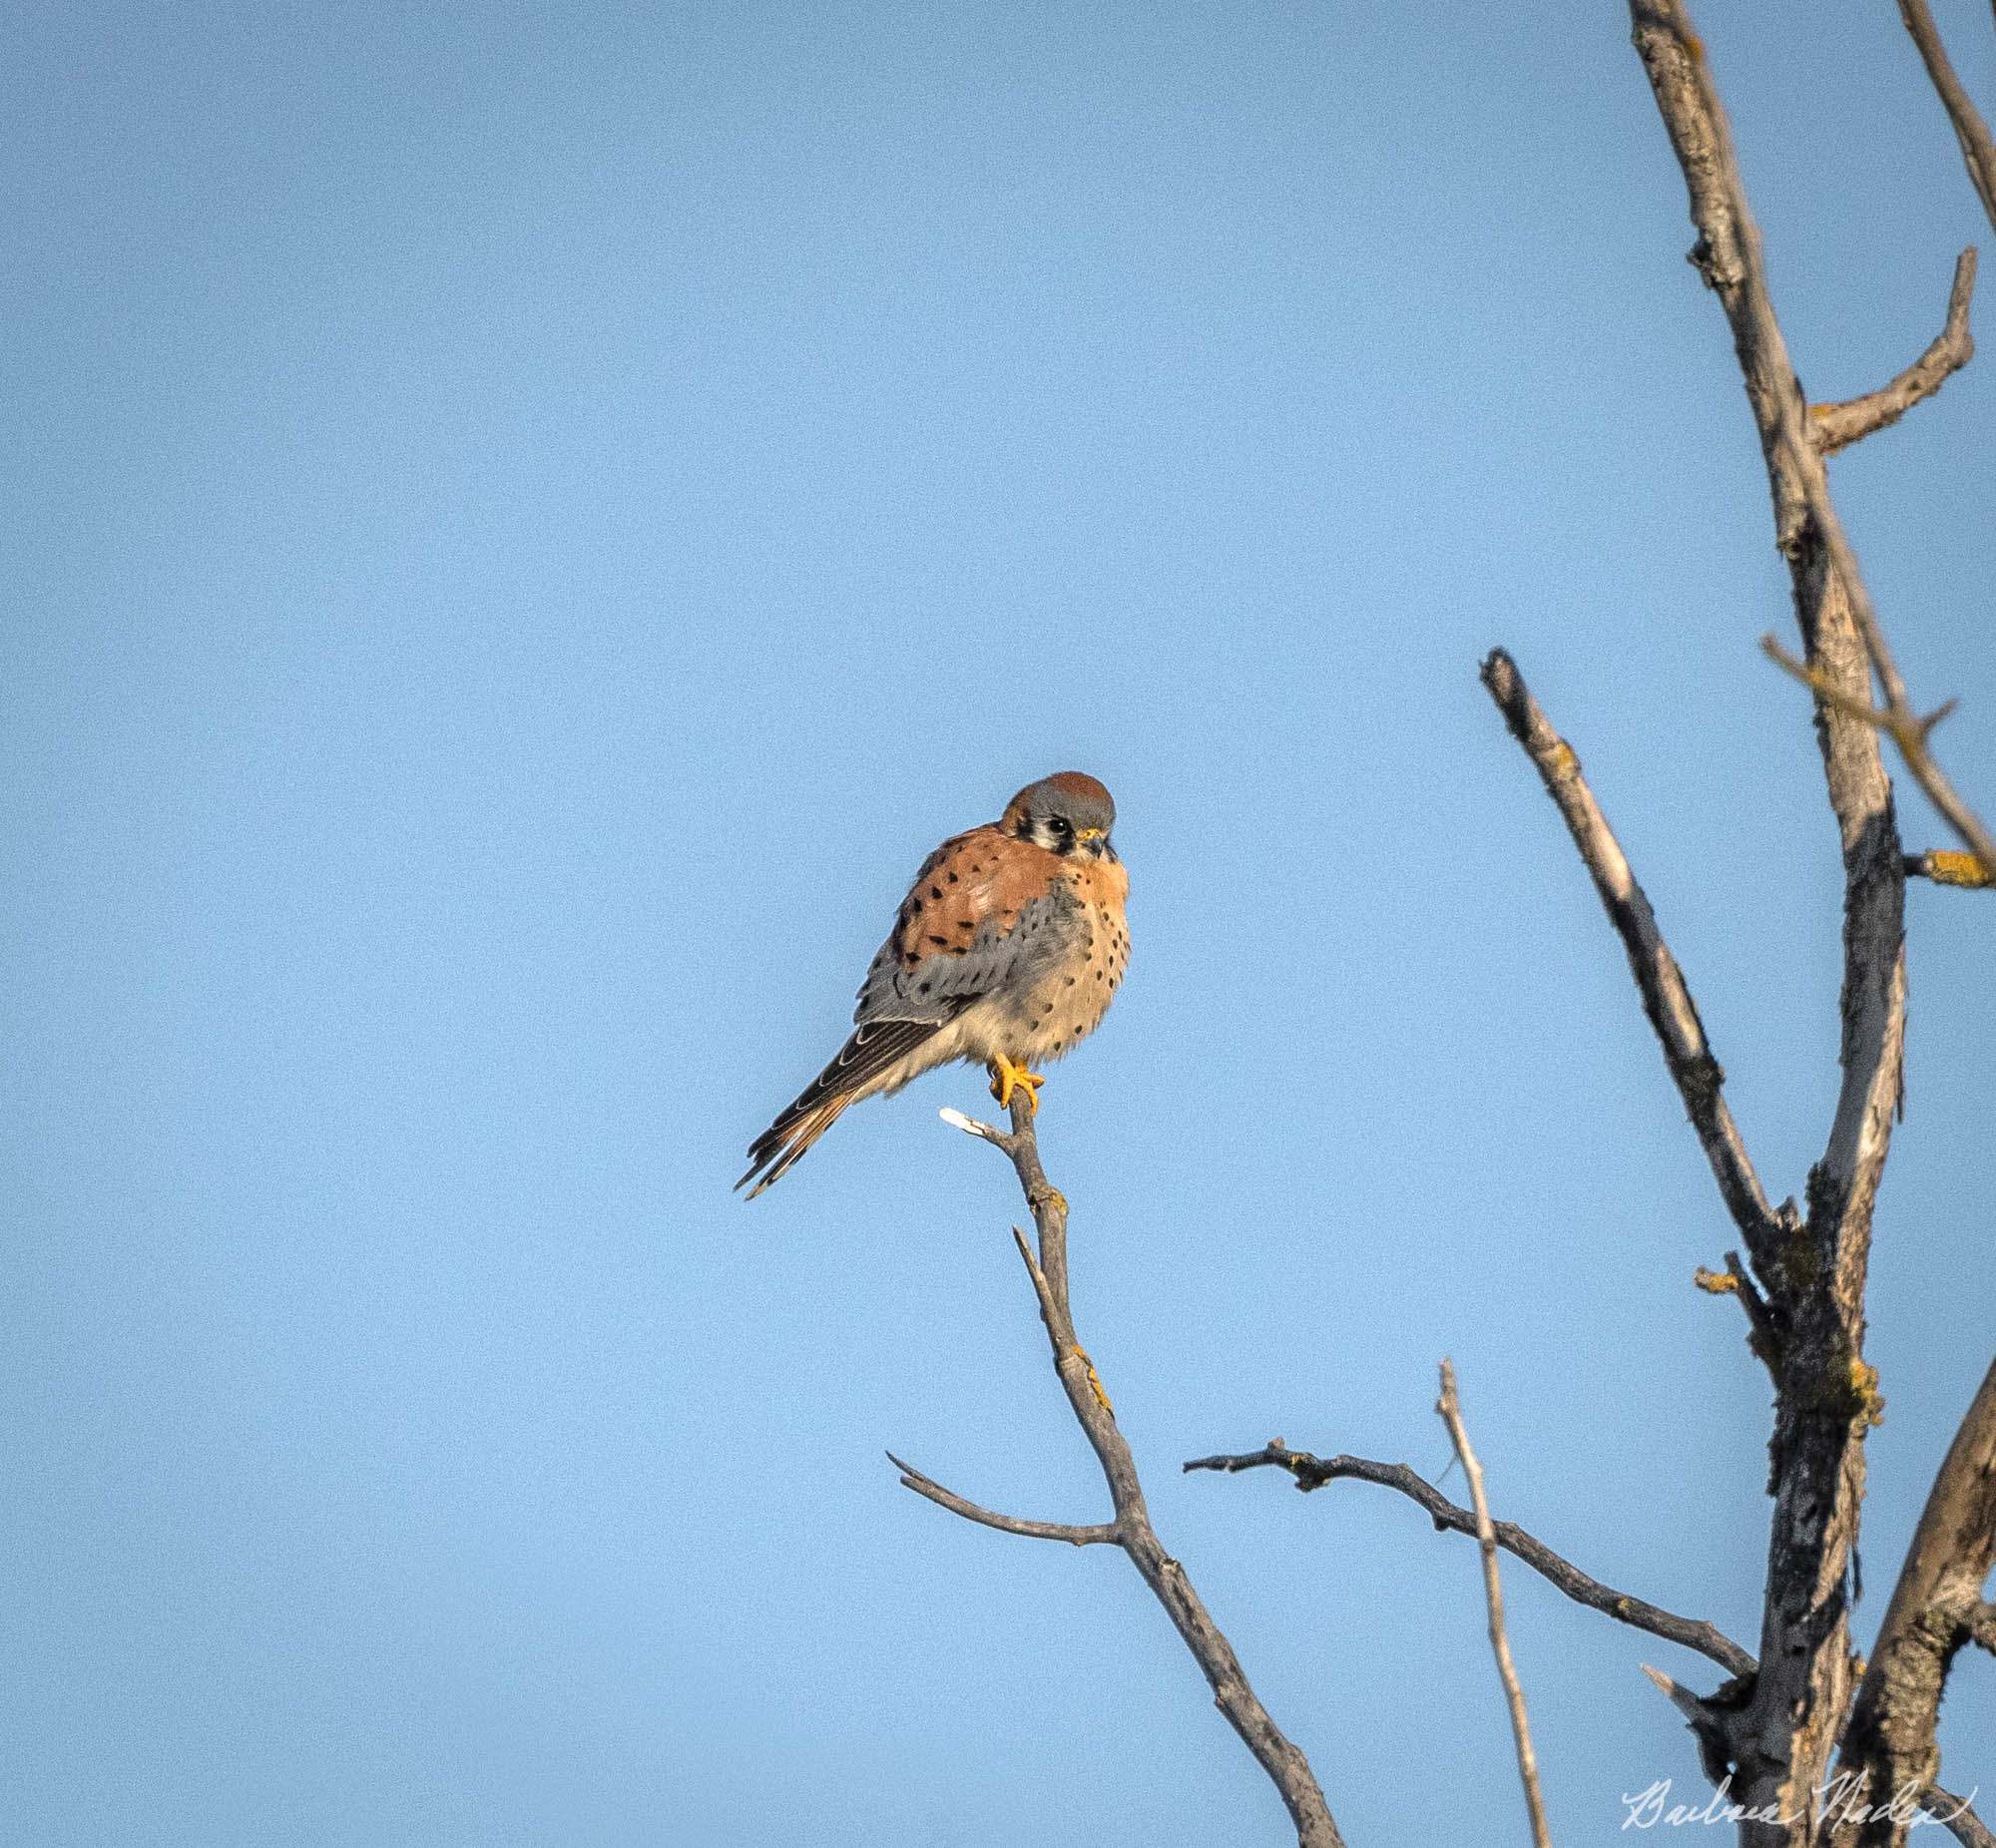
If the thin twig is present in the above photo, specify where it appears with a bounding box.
[1810,248,1977,453]
[1929,1783,1996,1848]
[1763,633,1996,878]
[1817,659,1996,880]
[902,1102,1346,1848]
[1436,1360,1553,1848]
[1480,648,1790,1277]
[936,1106,1010,1148]
[1693,1248,1782,1373]
[1639,1662,1745,1789]
[1184,1441,1756,1677]
[885,1452,1120,1547]
[1761,634,1958,742]
[1898,0,1996,231]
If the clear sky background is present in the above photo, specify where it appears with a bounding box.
[7,2,1994,1843]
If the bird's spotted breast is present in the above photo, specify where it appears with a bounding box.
[1004,854,1130,1065]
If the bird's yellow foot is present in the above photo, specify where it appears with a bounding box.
[1070,1345,1114,1416]
[988,1055,1046,1115]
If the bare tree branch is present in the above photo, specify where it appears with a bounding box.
[897,1103,1345,1848]
[1898,0,1996,231]
[1627,7,1911,1831]
[1184,1440,1757,1678]
[1929,1784,1996,1848]
[1635,0,1994,897]
[1809,248,1977,453]
[1832,1357,1996,1846]
[885,1451,1119,1547]
[1479,647,1790,1276]
[1969,1603,1996,1656]
[1436,1360,1554,1848]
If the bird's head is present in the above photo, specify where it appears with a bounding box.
[1002,771,1118,861]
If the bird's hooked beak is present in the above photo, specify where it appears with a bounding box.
[1078,826,1117,862]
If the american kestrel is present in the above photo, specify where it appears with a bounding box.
[738,772,1130,1197]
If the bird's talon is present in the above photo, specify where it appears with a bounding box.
[988,1055,1046,1115]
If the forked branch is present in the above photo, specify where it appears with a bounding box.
[1185,1440,1756,1678]
[1634,0,1989,893]
[1628,6,1910,1829]
[892,1101,1344,1848]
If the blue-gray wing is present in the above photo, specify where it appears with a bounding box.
[853,825,1082,1028]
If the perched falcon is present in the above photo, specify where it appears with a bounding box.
[738,771,1129,1197]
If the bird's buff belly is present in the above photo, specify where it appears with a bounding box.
[873,891,1128,1092]
[997,895,1128,1065]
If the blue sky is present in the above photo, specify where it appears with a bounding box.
[6,2,1994,1842]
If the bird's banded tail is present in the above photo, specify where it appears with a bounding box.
[737,1016,943,1197]
[736,1094,856,1198]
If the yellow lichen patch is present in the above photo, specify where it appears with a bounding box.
[1848,1358,1886,1428]
[1549,740,1579,777]
[1068,1346,1114,1416]
[1927,849,1991,888]
[1694,1265,1741,1295]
